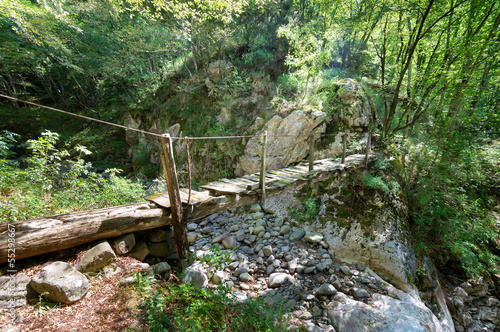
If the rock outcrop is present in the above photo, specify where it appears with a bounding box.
[235,109,327,175]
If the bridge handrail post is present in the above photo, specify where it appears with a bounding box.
[309,133,315,171]
[259,131,267,209]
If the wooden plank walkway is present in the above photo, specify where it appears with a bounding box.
[0,153,375,263]
[147,153,375,219]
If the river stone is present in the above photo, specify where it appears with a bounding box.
[249,203,261,213]
[184,269,208,288]
[352,287,370,299]
[187,232,199,244]
[235,229,246,242]
[75,241,116,273]
[263,245,273,256]
[30,262,89,304]
[290,229,306,241]
[128,241,149,261]
[268,273,289,288]
[303,232,323,243]
[229,225,239,232]
[239,273,252,282]
[252,212,265,220]
[279,225,291,235]
[316,283,337,296]
[222,236,237,249]
[112,233,136,255]
[274,217,285,228]
[186,223,198,231]
[253,226,265,235]
[212,232,230,244]
[145,262,171,280]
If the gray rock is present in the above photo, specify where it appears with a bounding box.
[249,203,261,213]
[268,273,289,288]
[255,219,266,228]
[222,236,237,249]
[187,223,198,231]
[212,232,230,244]
[184,269,208,288]
[148,241,176,258]
[253,226,265,235]
[235,230,246,242]
[279,225,291,235]
[263,245,273,256]
[30,261,89,304]
[298,310,313,320]
[187,232,199,244]
[304,266,316,274]
[1,328,20,332]
[303,232,323,244]
[112,233,136,255]
[0,273,32,309]
[274,217,285,228]
[340,265,351,275]
[128,241,149,261]
[288,258,298,274]
[212,271,229,284]
[352,287,370,299]
[252,212,265,220]
[229,225,239,232]
[239,273,252,282]
[328,293,442,332]
[316,283,337,296]
[75,242,116,273]
[234,267,249,278]
[266,265,275,275]
[290,229,306,242]
[145,262,171,280]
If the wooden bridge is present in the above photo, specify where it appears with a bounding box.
[0,147,376,264]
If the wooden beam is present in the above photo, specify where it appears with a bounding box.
[0,203,168,263]
[161,134,189,268]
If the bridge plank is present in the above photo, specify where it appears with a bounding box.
[200,182,250,196]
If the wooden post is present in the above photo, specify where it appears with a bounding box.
[259,131,267,209]
[160,134,189,269]
[364,127,372,168]
[309,133,315,171]
[341,131,347,164]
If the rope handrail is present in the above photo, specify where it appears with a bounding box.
[0,93,348,141]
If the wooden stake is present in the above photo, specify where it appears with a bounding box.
[259,131,267,208]
[309,133,315,171]
[160,134,188,268]
[364,127,372,168]
[341,132,347,164]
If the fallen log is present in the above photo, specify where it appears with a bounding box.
[0,202,170,263]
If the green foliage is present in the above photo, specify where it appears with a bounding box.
[361,175,390,193]
[198,246,232,276]
[0,131,145,222]
[406,140,500,278]
[289,195,322,224]
[143,282,288,332]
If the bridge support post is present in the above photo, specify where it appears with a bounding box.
[309,133,315,171]
[259,131,267,209]
[341,131,347,164]
[160,133,189,269]
[364,127,372,168]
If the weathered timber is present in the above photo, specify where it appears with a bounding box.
[201,182,251,196]
[0,203,168,263]
[161,134,189,266]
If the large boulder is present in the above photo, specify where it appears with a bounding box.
[235,109,327,176]
[30,262,89,304]
[328,292,444,332]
